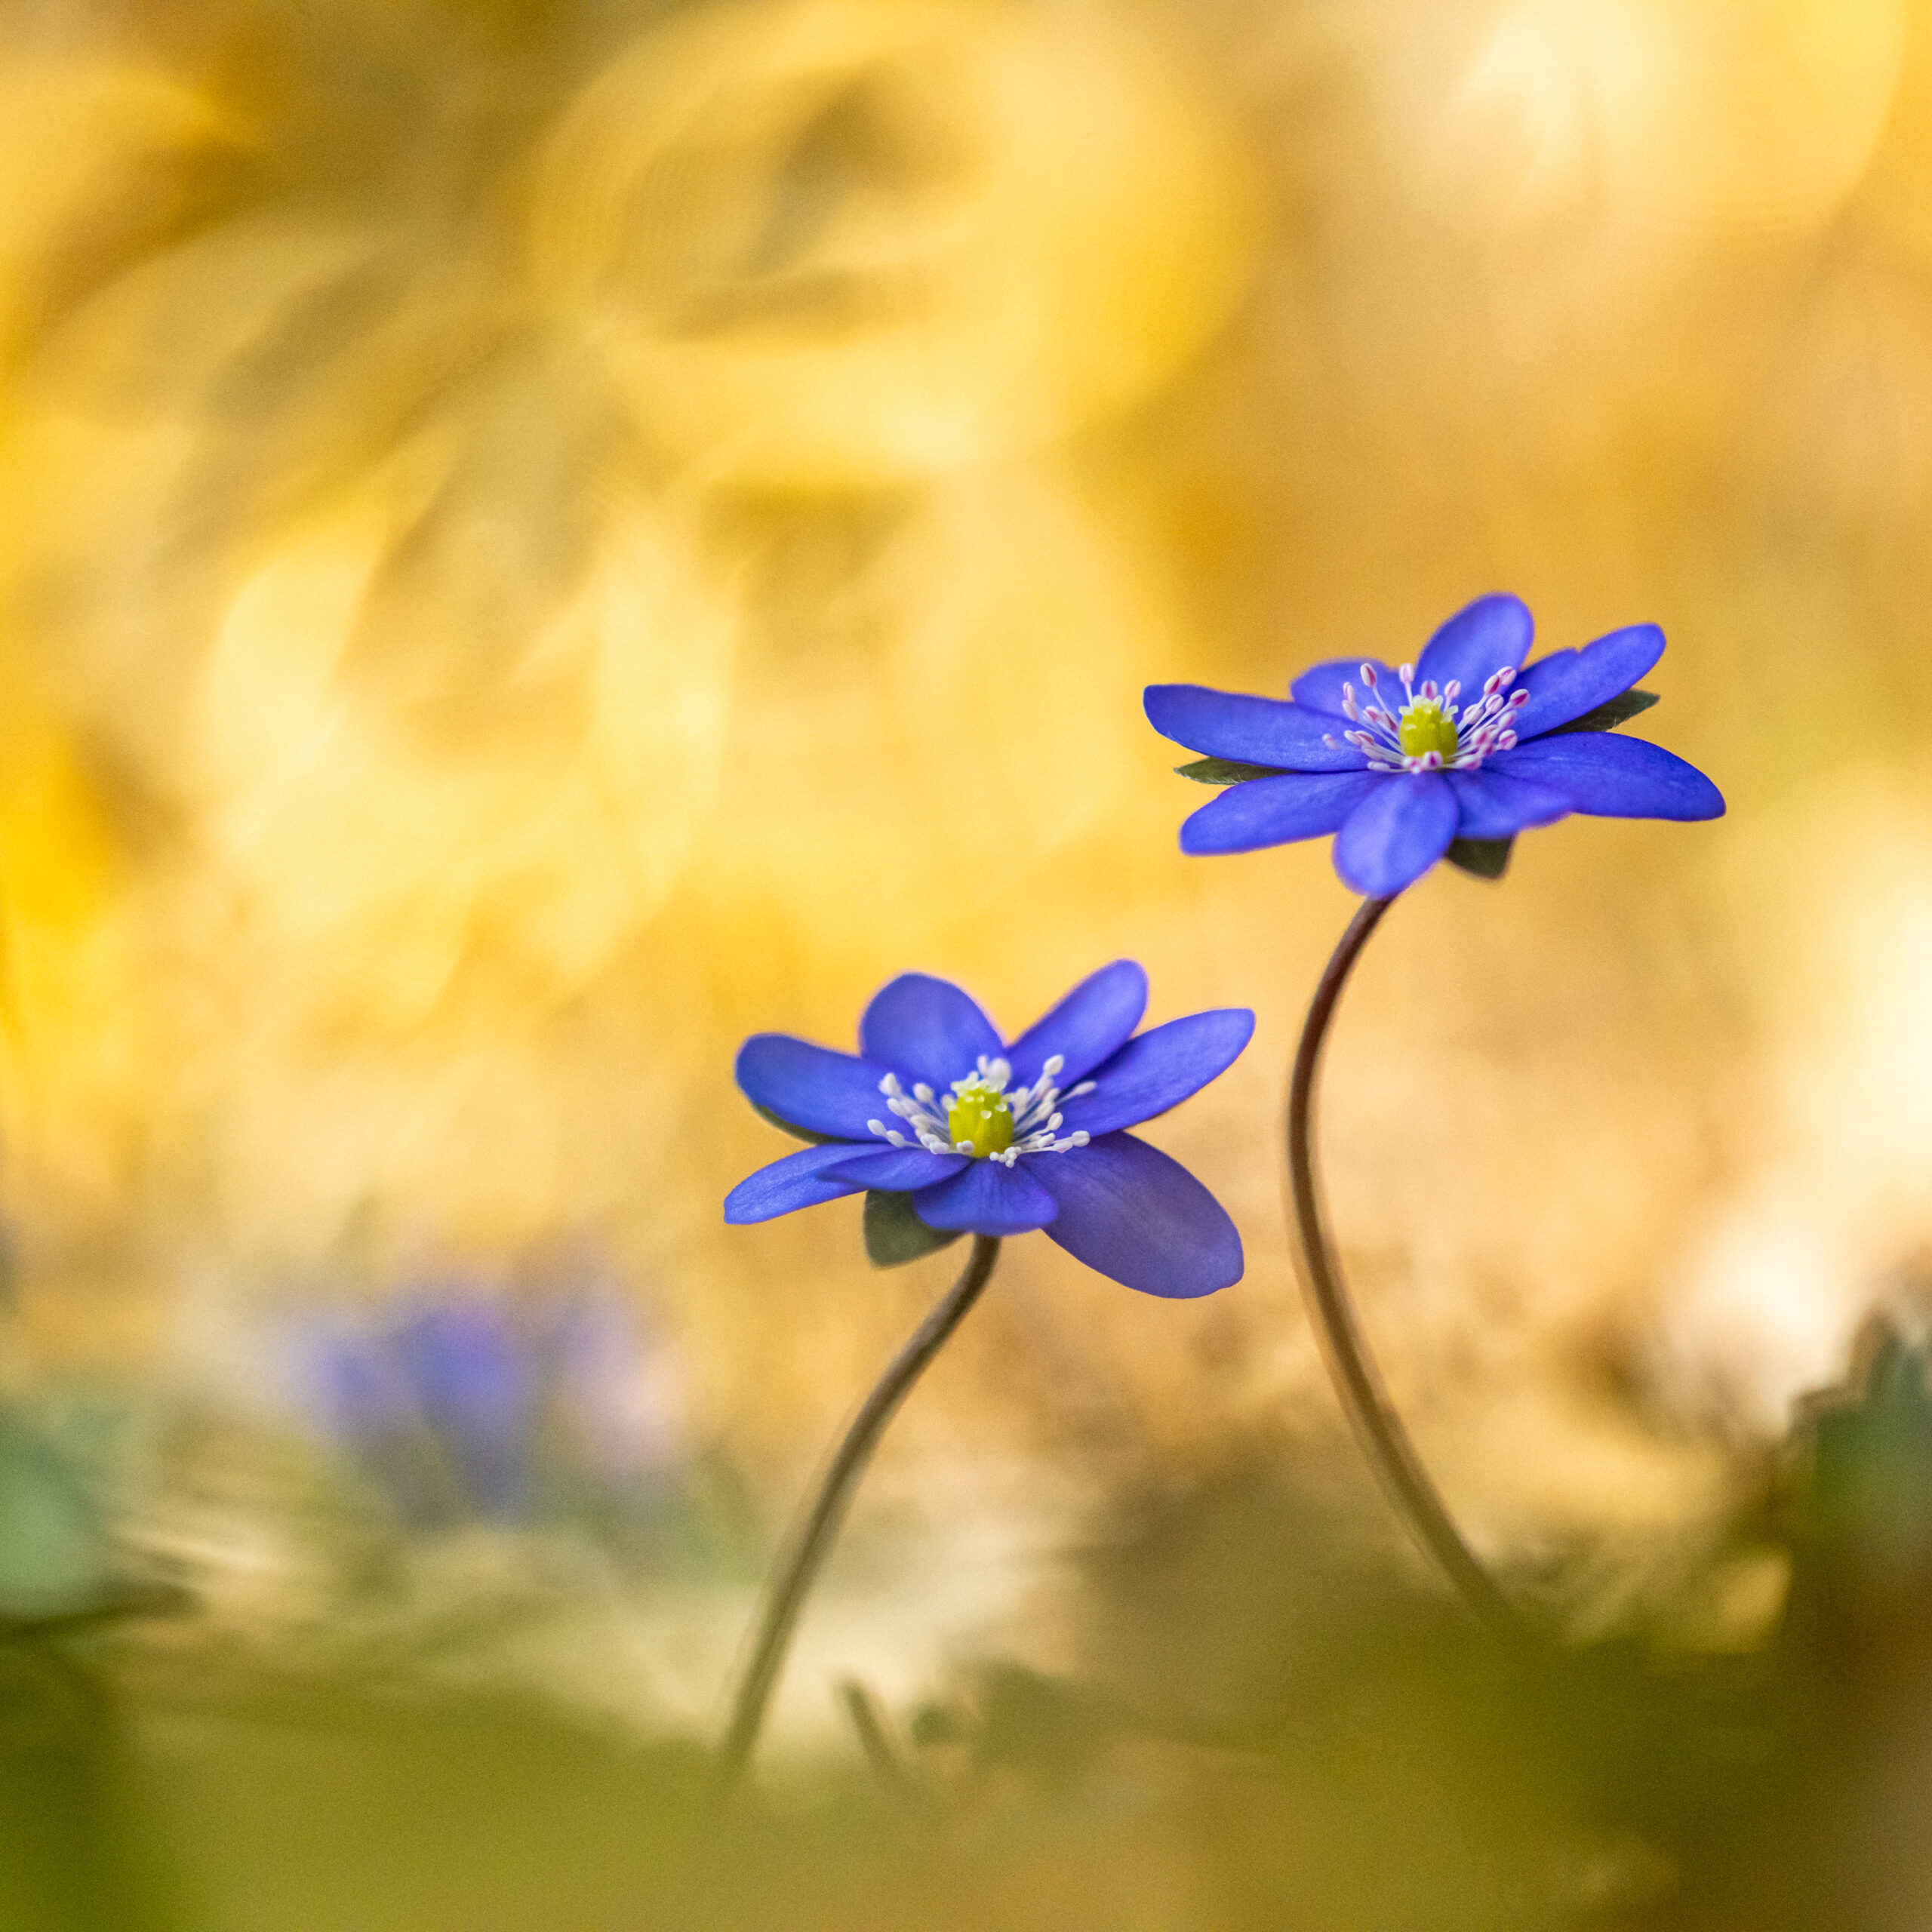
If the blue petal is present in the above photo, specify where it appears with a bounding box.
[1145,685,1367,771]
[859,974,1003,1088]
[824,1148,968,1190]
[1489,734,1724,820]
[1289,657,1399,718]
[1004,960,1148,1089]
[1332,773,1460,895]
[1444,768,1572,841]
[1032,1132,1241,1297]
[1060,1008,1255,1138]
[1180,771,1382,855]
[737,1035,895,1140]
[913,1159,1059,1235]
[724,1142,869,1224]
[1511,623,1665,738]
[1415,595,1533,701]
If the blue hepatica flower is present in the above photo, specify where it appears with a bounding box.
[724,963,1253,1298]
[1145,594,1724,896]
[306,1279,682,1529]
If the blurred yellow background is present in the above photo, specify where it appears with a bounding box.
[0,0,1927,1727]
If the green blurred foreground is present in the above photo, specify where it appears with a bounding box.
[2,1319,1929,1932]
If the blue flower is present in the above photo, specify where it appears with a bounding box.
[305,1278,684,1529]
[1145,594,1724,895]
[724,962,1253,1298]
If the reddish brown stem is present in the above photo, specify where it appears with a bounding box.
[1287,896,1525,1638]
[712,1235,1002,1800]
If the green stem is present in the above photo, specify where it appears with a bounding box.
[712,1233,1002,1799]
[1287,896,1525,1638]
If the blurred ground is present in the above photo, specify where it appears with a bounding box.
[0,0,1930,1923]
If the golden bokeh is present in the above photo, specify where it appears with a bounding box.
[0,0,1930,1770]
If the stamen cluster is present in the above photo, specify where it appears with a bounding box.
[1323,660,1531,774]
[869,1054,1095,1166]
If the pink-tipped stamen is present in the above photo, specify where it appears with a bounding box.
[1340,660,1527,774]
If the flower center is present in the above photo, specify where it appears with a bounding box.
[1398,697,1458,762]
[869,1055,1095,1166]
[1323,660,1531,773]
[946,1078,1014,1158]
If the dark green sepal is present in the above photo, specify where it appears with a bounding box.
[863,1190,964,1268]
[1548,688,1659,736]
[1445,836,1514,880]
[751,1102,841,1146]
[1174,757,1290,786]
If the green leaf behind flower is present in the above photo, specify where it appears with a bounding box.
[864,1191,964,1269]
[1445,837,1513,880]
[1174,758,1289,786]
[1548,688,1660,736]
[1788,1315,1932,1598]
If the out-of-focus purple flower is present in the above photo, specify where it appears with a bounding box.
[305,1278,682,1530]
[1146,594,1724,895]
[389,1295,534,1518]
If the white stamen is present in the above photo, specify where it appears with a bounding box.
[866,1038,1101,1167]
[1340,651,1533,775]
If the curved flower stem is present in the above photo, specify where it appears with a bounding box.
[1288,896,1526,1640]
[712,1233,1002,1801]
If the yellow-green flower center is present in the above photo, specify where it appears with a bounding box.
[1398,698,1459,761]
[872,1057,1095,1166]
[946,1081,1014,1158]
